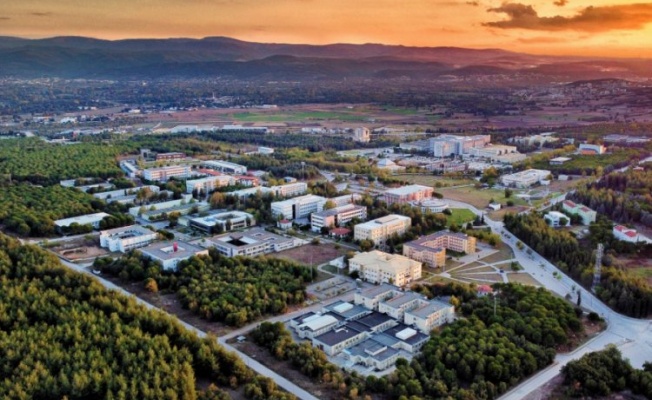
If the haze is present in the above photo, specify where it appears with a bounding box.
[1,0,651,57]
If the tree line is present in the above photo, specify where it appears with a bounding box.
[0,233,293,400]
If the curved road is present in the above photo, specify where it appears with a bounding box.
[444,200,652,399]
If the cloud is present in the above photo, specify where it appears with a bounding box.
[553,0,568,6]
[466,1,480,6]
[484,2,652,31]
[30,12,53,17]
[0,16,11,20]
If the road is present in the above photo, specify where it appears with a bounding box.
[443,199,652,399]
[55,256,322,400]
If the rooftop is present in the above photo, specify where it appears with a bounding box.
[356,214,410,229]
[357,311,396,330]
[209,227,291,248]
[140,240,206,261]
[323,300,371,320]
[358,283,398,299]
[382,292,425,309]
[100,225,156,238]
[298,315,339,332]
[382,323,430,346]
[384,184,433,196]
[406,299,453,319]
[313,324,365,346]
[345,338,399,362]
[54,212,111,227]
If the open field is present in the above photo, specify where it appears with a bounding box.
[616,256,652,286]
[481,243,514,263]
[392,173,475,188]
[452,273,503,284]
[446,208,476,226]
[439,186,529,209]
[507,273,542,286]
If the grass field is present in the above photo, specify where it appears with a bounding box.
[507,273,542,286]
[482,244,514,263]
[452,273,503,284]
[439,186,529,209]
[446,208,476,226]
[392,174,475,188]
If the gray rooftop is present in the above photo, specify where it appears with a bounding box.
[323,300,371,320]
[359,283,399,299]
[357,311,395,330]
[313,324,365,346]
[140,241,206,261]
[382,292,424,309]
[406,300,453,319]
[345,338,399,362]
[382,323,430,346]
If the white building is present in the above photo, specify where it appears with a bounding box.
[99,225,158,253]
[189,211,255,234]
[228,186,274,199]
[142,165,191,182]
[271,182,308,198]
[613,225,641,243]
[414,199,449,213]
[354,127,371,143]
[295,315,340,339]
[258,146,275,155]
[354,214,411,245]
[429,134,491,157]
[206,227,301,257]
[186,176,235,194]
[501,169,551,188]
[579,143,606,155]
[139,241,209,271]
[349,250,422,287]
[271,195,327,220]
[404,300,455,334]
[202,160,247,175]
[562,200,597,225]
[544,211,571,227]
[311,204,368,232]
[128,194,194,218]
[54,212,111,231]
[468,145,518,160]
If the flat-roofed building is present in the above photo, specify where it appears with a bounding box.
[550,157,572,165]
[143,165,191,182]
[354,127,371,143]
[501,169,551,188]
[383,185,434,205]
[312,322,370,356]
[429,134,491,156]
[93,185,160,203]
[562,200,597,225]
[156,152,186,162]
[54,212,111,231]
[330,194,361,207]
[295,314,340,339]
[202,160,247,175]
[354,214,411,245]
[128,194,194,218]
[403,231,476,268]
[378,291,426,320]
[356,311,398,333]
[189,211,255,234]
[349,250,422,287]
[139,241,209,271]
[579,143,606,155]
[468,145,518,160]
[311,204,368,232]
[613,225,641,243]
[206,227,299,257]
[404,299,455,334]
[415,199,449,214]
[271,182,308,198]
[545,211,570,227]
[322,301,372,321]
[186,176,235,194]
[228,187,273,199]
[377,323,430,353]
[343,338,399,371]
[354,283,399,311]
[99,225,158,253]
[271,194,327,220]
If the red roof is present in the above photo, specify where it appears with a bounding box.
[198,168,222,176]
[330,228,351,236]
[563,200,576,207]
[580,206,591,212]
[279,219,291,224]
[477,285,493,294]
[615,225,637,237]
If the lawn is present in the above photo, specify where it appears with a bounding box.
[507,273,542,286]
[446,208,476,226]
[393,174,475,188]
[230,111,369,123]
[482,244,514,263]
[439,186,528,209]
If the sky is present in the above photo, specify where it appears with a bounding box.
[1,0,651,58]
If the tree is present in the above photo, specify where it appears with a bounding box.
[504,188,513,198]
[323,200,337,210]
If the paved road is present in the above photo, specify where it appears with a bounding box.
[55,256,321,400]
[443,199,652,399]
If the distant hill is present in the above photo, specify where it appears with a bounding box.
[0,36,650,80]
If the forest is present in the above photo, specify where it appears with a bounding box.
[250,283,582,400]
[569,167,652,228]
[0,138,125,185]
[528,147,645,176]
[560,346,652,398]
[503,212,652,318]
[94,248,311,327]
[0,233,293,400]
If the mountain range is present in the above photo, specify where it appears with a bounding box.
[0,36,650,80]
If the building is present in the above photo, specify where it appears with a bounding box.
[550,157,572,165]
[562,200,597,225]
[354,284,398,311]
[312,322,370,356]
[143,165,191,182]
[468,145,518,160]
[323,301,372,321]
[271,195,327,220]
[120,160,140,178]
[512,134,559,146]
[235,176,259,187]
[155,152,186,162]
[343,338,400,371]
[354,214,411,245]
[376,158,406,172]
[92,185,160,204]
[383,185,434,205]
[189,211,255,234]
[613,225,641,243]
[330,194,361,207]
[354,127,371,143]
[271,182,308,198]
[429,134,491,157]
[488,202,501,211]
[206,227,300,257]
[54,212,111,231]
[544,211,570,227]
[258,146,275,155]
[493,152,527,164]
[501,169,551,188]
[294,314,340,339]
[348,250,422,287]
[139,202,211,222]
[404,299,455,334]
[99,225,158,252]
[186,176,235,194]
[228,187,274,199]
[128,194,194,218]
[139,241,209,271]
[311,204,368,232]
[378,291,425,320]
[202,160,247,175]
[414,199,449,214]
[403,231,476,268]
[579,143,606,155]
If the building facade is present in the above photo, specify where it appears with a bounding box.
[139,241,209,271]
[206,227,300,257]
[501,169,551,188]
[403,231,476,268]
[562,200,597,225]
[354,215,411,245]
[348,250,422,287]
[185,176,235,194]
[311,204,368,232]
[271,182,309,198]
[142,165,191,182]
[271,195,327,220]
[201,160,247,175]
[99,225,158,253]
[383,185,434,205]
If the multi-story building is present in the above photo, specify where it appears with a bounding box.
[189,211,255,234]
[311,204,368,232]
[271,195,326,220]
[404,300,455,333]
[330,194,361,207]
[468,145,518,160]
[579,143,606,155]
[201,160,247,175]
[353,127,371,143]
[562,200,597,225]
[383,185,434,205]
[403,231,476,268]
[501,169,551,188]
[378,292,425,320]
[613,225,641,243]
[206,227,300,257]
[258,146,275,155]
[354,284,398,311]
[99,225,158,253]
[271,182,308,198]
[354,214,411,245]
[54,212,111,231]
[429,134,491,157]
[186,176,235,194]
[313,322,370,356]
[142,165,191,182]
[139,241,209,271]
[348,250,422,287]
[414,199,449,214]
[544,211,570,227]
[155,152,186,162]
[228,187,274,199]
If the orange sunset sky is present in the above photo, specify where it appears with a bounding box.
[1,0,651,58]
